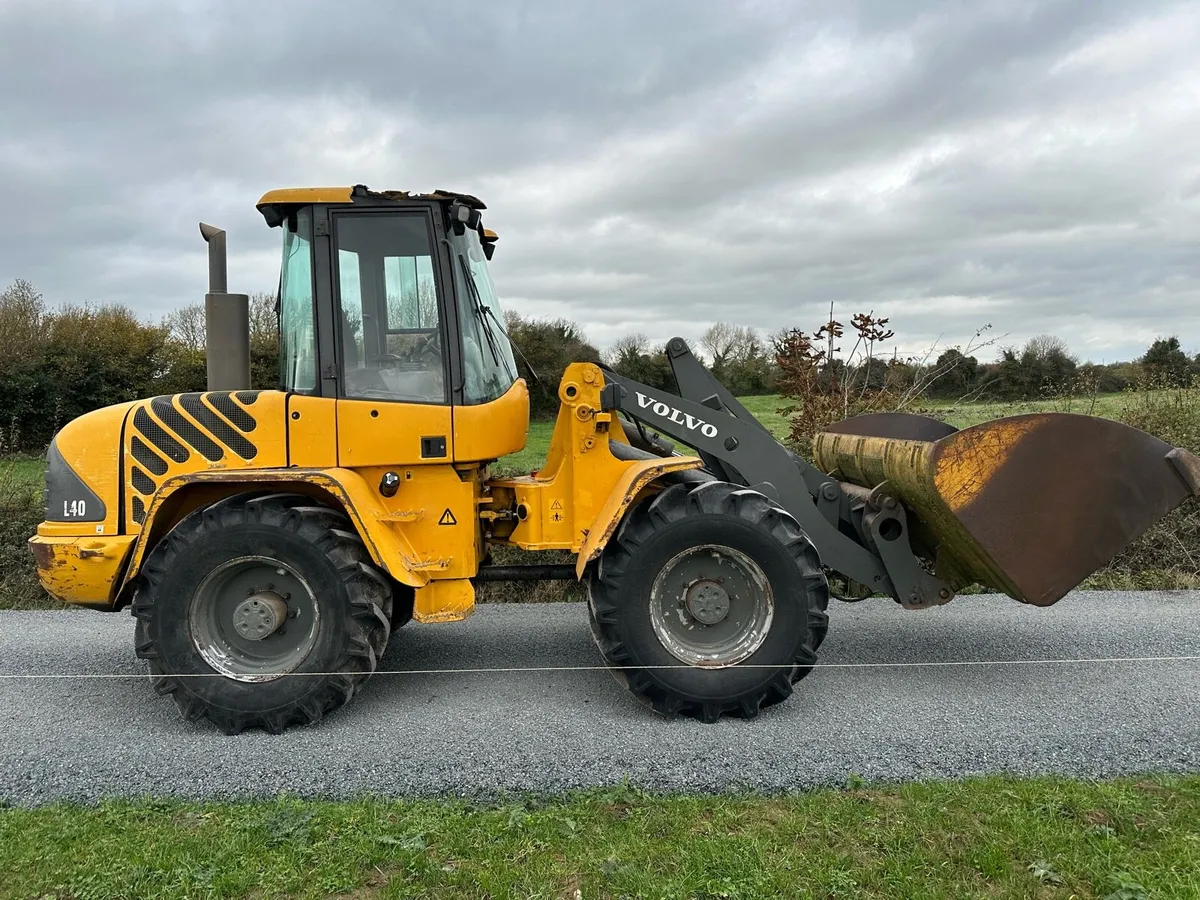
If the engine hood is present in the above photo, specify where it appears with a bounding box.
[42,401,136,536]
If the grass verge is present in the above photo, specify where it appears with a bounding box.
[0,776,1196,899]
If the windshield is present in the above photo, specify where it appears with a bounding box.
[450,227,518,404]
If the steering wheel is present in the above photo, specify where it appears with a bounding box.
[367,353,406,367]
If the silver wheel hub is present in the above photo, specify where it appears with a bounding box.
[232,592,289,641]
[650,544,775,668]
[684,580,730,624]
[189,556,319,683]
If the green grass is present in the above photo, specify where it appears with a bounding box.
[0,455,44,489]
[494,419,557,475]
[920,392,1134,431]
[0,776,1195,899]
[493,391,1139,475]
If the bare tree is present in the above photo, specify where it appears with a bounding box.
[604,333,650,369]
[0,279,48,359]
[1024,334,1073,363]
[163,303,206,351]
[248,291,277,343]
[699,322,738,368]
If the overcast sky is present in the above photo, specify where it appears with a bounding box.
[2,0,1198,364]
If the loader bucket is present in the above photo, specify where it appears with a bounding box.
[814,412,1200,606]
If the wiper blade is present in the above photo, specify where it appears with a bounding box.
[458,254,502,367]
[480,303,540,383]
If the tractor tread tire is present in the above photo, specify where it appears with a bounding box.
[131,492,391,735]
[587,481,828,723]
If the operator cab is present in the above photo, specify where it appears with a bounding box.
[257,185,518,410]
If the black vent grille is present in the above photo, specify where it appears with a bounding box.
[180,393,257,460]
[151,396,223,462]
[130,435,168,477]
[130,465,155,496]
[131,496,146,525]
[235,391,260,406]
[207,391,257,432]
[133,407,189,464]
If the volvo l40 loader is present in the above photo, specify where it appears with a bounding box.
[29,185,1200,734]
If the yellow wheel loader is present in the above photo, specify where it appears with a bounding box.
[28,185,1200,734]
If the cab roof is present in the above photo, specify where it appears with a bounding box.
[256,184,487,228]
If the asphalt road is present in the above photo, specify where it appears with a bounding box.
[1,592,1197,804]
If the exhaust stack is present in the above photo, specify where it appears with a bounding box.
[199,222,250,392]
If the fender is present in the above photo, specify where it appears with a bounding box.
[574,456,703,580]
[119,467,430,596]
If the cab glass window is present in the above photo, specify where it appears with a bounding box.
[449,227,518,404]
[279,209,317,393]
[334,213,446,403]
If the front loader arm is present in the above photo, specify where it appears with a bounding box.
[598,341,898,597]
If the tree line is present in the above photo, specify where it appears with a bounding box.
[0,280,278,453]
[1,277,1197,452]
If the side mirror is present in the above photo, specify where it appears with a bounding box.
[481,227,498,260]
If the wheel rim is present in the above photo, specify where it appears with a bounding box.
[189,555,320,682]
[649,543,774,668]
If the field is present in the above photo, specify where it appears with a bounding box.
[0,392,1137,485]
[493,392,1134,475]
[0,776,1196,899]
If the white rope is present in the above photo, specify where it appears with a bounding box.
[0,655,1197,680]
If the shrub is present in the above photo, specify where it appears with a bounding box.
[503,312,601,419]
[1097,376,1200,586]
[0,461,55,609]
[773,310,946,459]
[0,282,281,454]
[604,334,677,394]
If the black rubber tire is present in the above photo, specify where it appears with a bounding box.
[587,481,829,723]
[388,582,416,631]
[132,493,392,734]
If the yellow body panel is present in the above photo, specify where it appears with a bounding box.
[488,363,703,556]
[337,399,454,467]
[414,579,476,623]
[572,457,705,578]
[351,464,481,581]
[28,534,136,606]
[287,394,338,467]
[51,401,133,537]
[453,379,529,462]
[120,468,433,595]
[256,187,353,209]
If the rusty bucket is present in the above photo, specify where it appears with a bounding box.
[814,412,1200,606]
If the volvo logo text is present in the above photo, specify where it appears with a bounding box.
[635,392,719,438]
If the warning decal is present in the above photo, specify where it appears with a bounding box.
[550,499,563,510]
[438,508,457,526]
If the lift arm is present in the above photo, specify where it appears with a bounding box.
[597,339,895,596]
[598,337,966,608]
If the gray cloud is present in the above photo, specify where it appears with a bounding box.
[1,0,1197,363]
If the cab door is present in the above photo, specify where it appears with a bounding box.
[331,208,455,467]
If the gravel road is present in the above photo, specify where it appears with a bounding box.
[1,591,1197,804]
